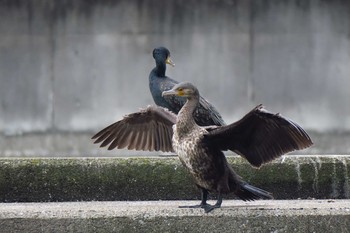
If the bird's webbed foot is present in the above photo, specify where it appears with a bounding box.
[178,189,222,213]
[202,203,218,213]
[203,199,222,213]
[179,200,221,213]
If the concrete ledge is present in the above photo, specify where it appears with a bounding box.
[1,131,350,156]
[0,155,349,202]
[0,200,349,232]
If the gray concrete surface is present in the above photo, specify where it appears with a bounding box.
[0,155,349,202]
[1,131,350,157]
[1,0,350,137]
[0,200,349,232]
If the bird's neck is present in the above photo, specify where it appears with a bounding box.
[155,61,166,77]
[176,96,199,133]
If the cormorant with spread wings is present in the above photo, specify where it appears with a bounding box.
[92,82,312,213]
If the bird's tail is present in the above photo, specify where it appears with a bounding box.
[234,182,273,201]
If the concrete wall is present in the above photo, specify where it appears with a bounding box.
[1,0,350,135]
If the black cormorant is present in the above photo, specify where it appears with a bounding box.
[149,47,225,126]
[92,82,313,213]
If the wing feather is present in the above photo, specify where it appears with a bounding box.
[92,105,176,152]
[92,123,118,144]
[205,104,313,167]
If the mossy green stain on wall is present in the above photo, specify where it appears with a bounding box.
[0,156,349,202]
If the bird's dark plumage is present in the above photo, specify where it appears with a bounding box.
[92,82,313,213]
[203,104,313,167]
[149,47,225,126]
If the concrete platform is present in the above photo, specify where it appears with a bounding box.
[0,200,349,233]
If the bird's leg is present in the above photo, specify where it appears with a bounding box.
[213,193,223,208]
[199,192,223,213]
[199,188,209,206]
[179,189,217,212]
[179,188,208,209]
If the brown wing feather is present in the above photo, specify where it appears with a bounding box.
[92,105,177,152]
[205,104,313,167]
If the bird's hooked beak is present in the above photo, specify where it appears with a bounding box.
[162,89,177,97]
[165,56,175,67]
[162,88,183,97]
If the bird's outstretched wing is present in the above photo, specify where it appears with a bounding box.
[92,105,176,152]
[204,104,313,167]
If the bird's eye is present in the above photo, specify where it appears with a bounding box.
[178,88,183,91]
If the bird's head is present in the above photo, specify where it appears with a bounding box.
[152,47,175,67]
[162,82,199,98]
